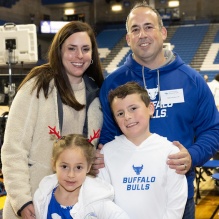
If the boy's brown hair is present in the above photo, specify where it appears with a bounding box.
[108,81,151,109]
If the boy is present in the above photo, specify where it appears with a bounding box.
[98,82,187,219]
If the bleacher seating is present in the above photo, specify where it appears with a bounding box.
[0,0,19,8]
[105,47,131,73]
[213,30,219,65]
[214,51,219,64]
[117,47,131,67]
[96,28,126,49]
[214,30,219,43]
[200,28,219,81]
[97,28,126,62]
[199,71,218,82]
[0,20,7,26]
[170,24,209,64]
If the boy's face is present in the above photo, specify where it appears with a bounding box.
[111,93,154,145]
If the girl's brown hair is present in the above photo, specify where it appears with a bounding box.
[52,134,96,177]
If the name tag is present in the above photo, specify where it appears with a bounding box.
[160,89,184,104]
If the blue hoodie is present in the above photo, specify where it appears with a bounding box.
[99,51,219,199]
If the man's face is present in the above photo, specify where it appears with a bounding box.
[126,7,167,69]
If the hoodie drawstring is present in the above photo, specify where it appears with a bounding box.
[142,66,162,108]
[157,69,162,107]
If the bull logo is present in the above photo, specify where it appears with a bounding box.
[132,164,143,175]
[147,87,158,100]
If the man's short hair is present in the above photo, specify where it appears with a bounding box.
[126,1,164,32]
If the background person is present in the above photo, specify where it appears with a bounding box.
[98,82,187,219]
[96,1,219,219]
[207,73,219,110]
[203,74,208,82]
[1,21,104,219]
[34,133,130,219]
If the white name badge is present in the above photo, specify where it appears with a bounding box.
[160,89,184,104]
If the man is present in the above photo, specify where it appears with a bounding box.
[96,1,219,219]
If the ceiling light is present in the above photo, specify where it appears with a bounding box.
[168,1,179,7]
[64,9,74,15]
[112,4,122,12]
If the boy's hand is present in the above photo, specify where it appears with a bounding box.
[90,144,105,175]
[167,141,192,175]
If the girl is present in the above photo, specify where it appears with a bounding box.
[34,133,129,219]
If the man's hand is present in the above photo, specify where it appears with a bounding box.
[167,141,192,175]
[90,144,105,175]
[21,204,35,219]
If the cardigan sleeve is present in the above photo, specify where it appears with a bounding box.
[2,79,44,214]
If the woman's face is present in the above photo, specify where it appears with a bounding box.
[61,31,92,84]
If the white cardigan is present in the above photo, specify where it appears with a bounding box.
[34,174,130,219]
[2,78,103,219]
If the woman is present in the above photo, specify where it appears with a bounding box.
[1,21,104,219]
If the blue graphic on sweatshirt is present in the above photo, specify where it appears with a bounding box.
[147,87,174,118]
[132,164,143,175]
[123,164,156,191]
[147,87,158,100]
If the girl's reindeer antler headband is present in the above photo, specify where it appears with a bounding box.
[88,129,100,143]
[48,126,100,143]
[48,126,61,139]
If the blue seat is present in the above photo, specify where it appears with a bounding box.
[195,159,219,204]
[214,30,219,43]
[209,173,219,219]
[96,28,126,49]
[212,172,219,180]
[201,160,219,168]
[170,25,209,65]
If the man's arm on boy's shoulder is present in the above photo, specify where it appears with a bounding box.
[167,141,192,175]
[93,144,112,184]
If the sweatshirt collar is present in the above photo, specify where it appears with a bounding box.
[125,49,178,74]
[140,49,175,108]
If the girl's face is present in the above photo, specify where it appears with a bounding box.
[54,147,91,194]
[61,31,92,84]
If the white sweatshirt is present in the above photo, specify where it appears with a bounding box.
[33,174,130,219]
[98,133,188,219]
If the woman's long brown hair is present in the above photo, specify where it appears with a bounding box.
[18,21,104,110]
